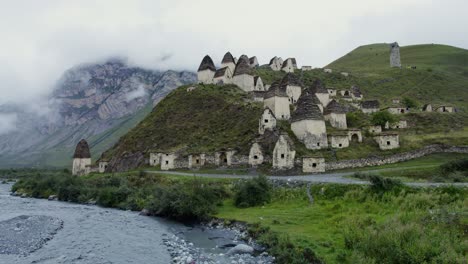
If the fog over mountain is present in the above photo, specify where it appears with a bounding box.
[2,0,468,105]
[0,0,468,167]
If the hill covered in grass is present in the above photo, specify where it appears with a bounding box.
[325,43,468,110]
[101,43,467,172]
[101,84,262,171]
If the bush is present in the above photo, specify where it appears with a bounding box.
[368,175,402,194]
[97,186,131,208]
[370,111,397,127]
[402,97,418,108]
[146,180,227,221]
[234,175,272,208]
[439,158,468,176]
[250,222,323,264]
[343,215,466,263]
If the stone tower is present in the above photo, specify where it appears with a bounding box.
[72,139,91,176]
[389,42,401,68]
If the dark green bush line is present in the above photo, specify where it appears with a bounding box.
[12,172,229,221]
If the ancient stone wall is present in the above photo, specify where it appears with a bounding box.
[326,145,468,171]
[197,69,215,84]
[72,158,91,176]
[263,97,290,120]
[232,74,255,92]
[303,157,325,173]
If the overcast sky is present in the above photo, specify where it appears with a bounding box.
[1,0,467,104]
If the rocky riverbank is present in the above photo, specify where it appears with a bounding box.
[0,215,63,255]
[162,219,274,264]
[2,183,274,264]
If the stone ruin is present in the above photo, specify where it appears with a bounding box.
[390,42,401,68]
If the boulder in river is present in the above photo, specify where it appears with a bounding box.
[227,244,254,255]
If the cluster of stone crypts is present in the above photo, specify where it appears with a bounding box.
[149,58,409,174]
[197,52,264,92]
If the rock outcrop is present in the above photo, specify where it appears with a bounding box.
[0,59,196,167]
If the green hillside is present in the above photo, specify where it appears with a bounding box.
[102,44,468,171]
[101,85,262,164]
[327,43,468,73]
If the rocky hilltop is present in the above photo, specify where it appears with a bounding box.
[0,59,196,167]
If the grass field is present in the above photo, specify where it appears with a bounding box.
[216,183,467,263]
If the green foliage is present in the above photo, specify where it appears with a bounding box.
[439,158,468,176]
[11,171,229,219]
[346,111,371,129]
[248,222,323,264]
[146,180,227,221]
[102,84,262,162]
[368,175,403,194]
[234,175,272,208]
[342,214,467,263]
[370,111,397,127]
[402,97,419,108]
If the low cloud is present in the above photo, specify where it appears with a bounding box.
[0,113,18,135]
[0,0,467,106]
[125,85,147,102]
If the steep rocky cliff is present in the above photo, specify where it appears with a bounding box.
[0,59,196,168]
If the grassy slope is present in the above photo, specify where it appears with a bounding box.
[326,43,468,109]
[102,44,468,168]
[252,44,468,161]
[102,84,263,161]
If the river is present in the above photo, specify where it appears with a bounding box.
[0,183,273,264]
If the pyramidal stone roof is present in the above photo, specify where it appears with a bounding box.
[291,90,324,122]
[239,55,249,63]
[311,79,328,94]
[269,56,278,65]
[280,73,303,87]
[282,58,297,68]
[198,55,216,72]
[214,67,229,78]
[324,99,347,114]
[351,85,362,97]
[221,52,235,64]
[233,58,252,76]
[264,81,288,99]
[362,100,380,109]
[73,139,91,159]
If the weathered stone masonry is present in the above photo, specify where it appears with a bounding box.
[326,145,468,171]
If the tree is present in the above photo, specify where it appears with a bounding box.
[402,97,418,108]
[371,111,397,127]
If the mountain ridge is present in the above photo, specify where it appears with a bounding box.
[0,59,196,168]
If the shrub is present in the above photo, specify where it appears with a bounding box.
[370,111,397,127]
[343,215,466,263]
[252,223,323,264]
[97,186,131,208]
[146,180,226,221]
[402,97,418,108]
[234,175,272,208]
[368,175,402,194]
[439,158,468,176]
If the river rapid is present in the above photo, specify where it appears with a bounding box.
[0,183,273,264]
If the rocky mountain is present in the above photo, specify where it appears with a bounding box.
[0,59,196,168]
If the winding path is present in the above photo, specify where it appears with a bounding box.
[145,168,468,187]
